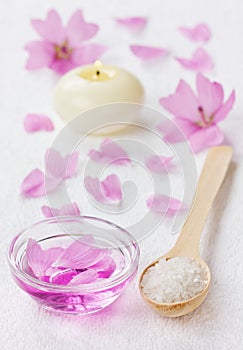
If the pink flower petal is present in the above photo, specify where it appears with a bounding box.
[71,44,106,66]
[178,23,211,42]
[84,177,106,203]
[114,17,147,31]
[147,194,185,216]
[176,48,214,72]
[90,256,116,278]
[24,114,54,133]
[84,174,122,203]
[196,73,224,117]
[25,41,54,70]
[161,118,200,144]
[214,90,236,123]
[130,45,169,60]
[45,148,79,179]
[189,125,224,153]
[101,174,123,201]
[159,80,199,122]
[66,10,99,45]
[68,269,99,285]
[145,155,174,173]
[50,268,77,285]
[157,120,187,143]
[26,238,63,277]
[88,139,131,165]
[31,9,65,44]
[57,235,107,269]
[41,202,80,218]
[49,58,76,75]
[20,169,60,198]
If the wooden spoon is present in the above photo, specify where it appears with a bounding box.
[139,146,233,317]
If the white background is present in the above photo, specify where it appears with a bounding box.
[0,0,243,349]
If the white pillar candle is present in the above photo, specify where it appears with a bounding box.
[53,61,144,134]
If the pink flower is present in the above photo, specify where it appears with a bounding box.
[176,48,213,73]
[24,114,54,133]
[41,202,80,218]
[25,9,106,74]
[159,74,235,153]
[178,23,211,42]
[84,174,123,203]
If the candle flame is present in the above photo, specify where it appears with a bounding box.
[94,60,103,70]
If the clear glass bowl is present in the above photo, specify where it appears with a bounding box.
[8,216,139,315]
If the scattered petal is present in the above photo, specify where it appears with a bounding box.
[24,114,54,133]
[114,17,147,31]
[20,169,60,198]
[41,202,80,218]
[145,155,174,173]
[178,23,211,42]
[45,148,79,179]
[89,139,131,165]
[26,238,63,277]
[147,194,185,216]
[176,48,214,72]
[84,174,123,203]
[130,45,169,60]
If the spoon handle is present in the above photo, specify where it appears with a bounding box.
[173,146,233,258]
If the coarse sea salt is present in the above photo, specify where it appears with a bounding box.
[141,256,208,304]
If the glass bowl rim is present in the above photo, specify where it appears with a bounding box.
[8,215,140,293]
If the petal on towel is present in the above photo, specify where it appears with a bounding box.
[89,139,131,165]
[130,45,169,60]
[114,16,147,31]
[41,202,80,218]
[147,194,185,216]
[20,168,60,197]
[84,174,122,203]
[24,114,54,132]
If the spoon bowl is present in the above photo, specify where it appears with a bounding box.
[139,255,211,317]
[139,146,232,317]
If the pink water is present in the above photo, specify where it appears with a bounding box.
[13,236,136,315]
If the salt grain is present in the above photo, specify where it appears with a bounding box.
[141,257,208,304]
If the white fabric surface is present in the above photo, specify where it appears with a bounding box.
[1,0,243,349]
